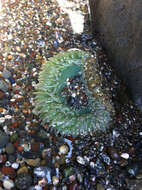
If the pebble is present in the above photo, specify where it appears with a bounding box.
[76,156,85,165]
[120,153,129,159]
[127,163,140,177]
[34,166,51,183]
[108,147,120,160]
[2,70,11,79]
[1,166,16,178]
[59,144,69,155]
[97,183,105,190]
[52,176,59,186]
[15,173,32,190]
[0,131,9,148]
[64,167,74,178]
[0,90,5,99]
[0,0,140,189]
[0,154,7,163]
[25,158,40,167]
[0,79,9,92]
[38,178,47,187]
[17,166,28,174]
[3,179,14,190]
[69,181,79,190]
[6,143,15,154]
[11,162,19,169]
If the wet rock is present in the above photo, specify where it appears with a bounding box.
[0,154,7,163]
[59,144,69,155]
[52,176,59,186]
[0,90,5,99]
[69,181,79,190]
[2,70,11,79]
[3,179,14,190]
[97,183,105,190]
[127,162,141,177]
[17,166,28,174]
[0,79,9,92]
[8,154,16,163]
[0,131,9,148]
[1,166,16,178]
[11,162,19,169]
[6,143,15,154]
[108,147,120,161]
[15,173,32,189]
[64,167,74,178]
[76,156,85,165]
[34,166,51,184]
[89,0,142,109]
[25,158,40,167]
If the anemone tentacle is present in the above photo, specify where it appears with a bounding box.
[34,50,114,136]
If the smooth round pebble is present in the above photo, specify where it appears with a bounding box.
[0,131,9,148]
[52,176,59,186]
[59,144,69,154]
[6,143,15,154]
[3,179,14,190]
[11,162,19,169]
[0,79,9,92]
[2,70,11,79]
[15,173,32,189]
[76,156,85,165]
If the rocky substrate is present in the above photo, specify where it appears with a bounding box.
[0,0,142,190]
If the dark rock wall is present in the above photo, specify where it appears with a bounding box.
[89,0,142,111]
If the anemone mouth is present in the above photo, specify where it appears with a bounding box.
[34,50,113,136]
[61,75,89,110]
[57,63,92,115]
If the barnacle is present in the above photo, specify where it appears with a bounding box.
[34,50,114,136]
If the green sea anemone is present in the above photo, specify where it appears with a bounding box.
[34,50,114,136]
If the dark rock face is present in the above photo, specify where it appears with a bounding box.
[89,0,142,111]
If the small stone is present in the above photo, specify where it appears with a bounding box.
[6,143,15,154]
[97,183,105,190]
[38,178,47,187]
[0,154,7,163]
[59,144,69,155]
[15,173,32,189]
[127,163,140,177]
[77,173,83,183]
[25,158,40,167]
[69,181,79,190]
[17,166,28,174]
[0,117,5,123]
[31,142,41,152]
[76,156,85,165]
[2,70,11,79]
[1,167,16,178]
[52,176,59,186]
[34,166,51,183]
[0,131,9,148]
[0,90,5,99]
[8,154,16,163]
[121,153,129,159]
[64,167,74,178]
[108,147,120,160]
[69,175,76,182]
[3,179,14,190]
[11,162,19,169]
[0,79,9,92]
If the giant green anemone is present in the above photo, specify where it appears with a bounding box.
[34,50,114,136]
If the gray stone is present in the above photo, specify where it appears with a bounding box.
[0,131,9,148]
[6,143,15,154]
[0,79,9,92]
[89,0,142,110]
[2,70,11,79]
